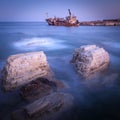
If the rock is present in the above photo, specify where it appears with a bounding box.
[71,45,109,77]
[20,77,57,102]
[12,92,74,120]
[20,77,65,102]
[2,51,54,91]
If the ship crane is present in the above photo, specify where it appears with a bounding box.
[68,9,72,16]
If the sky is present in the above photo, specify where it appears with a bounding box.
[0,0,120,21]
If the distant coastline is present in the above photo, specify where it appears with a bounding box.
[80,19,120,26]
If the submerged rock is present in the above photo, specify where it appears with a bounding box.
[20,77,65,102]
[12,92,74,120]
[2,51,54,91]
[71,45,109,77]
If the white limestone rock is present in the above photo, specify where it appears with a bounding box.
[2,51,54,91]
[71,45,109,77]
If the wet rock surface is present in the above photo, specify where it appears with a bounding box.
[20,77,65,102]
[1,51,72,120]
[71,45,110,77]
[12,92,74,120]
[2,51,54,91]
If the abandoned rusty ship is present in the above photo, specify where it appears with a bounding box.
[46,9,80,26]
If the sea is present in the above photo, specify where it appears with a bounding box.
[0,22,120,120]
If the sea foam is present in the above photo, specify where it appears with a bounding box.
[13,37,68,51]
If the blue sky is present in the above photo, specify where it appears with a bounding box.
[0,0,120,21]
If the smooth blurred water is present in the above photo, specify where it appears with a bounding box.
[0,22,120,120]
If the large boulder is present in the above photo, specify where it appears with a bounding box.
[2,51,54,91]
[12,92,74,120]
[71,45,109,77]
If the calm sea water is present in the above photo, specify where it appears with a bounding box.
[0,22,120,120]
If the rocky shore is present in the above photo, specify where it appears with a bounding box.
[1,51,73,120]
[1,46,110,120]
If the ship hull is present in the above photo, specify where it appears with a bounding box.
[46,19,80,27]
